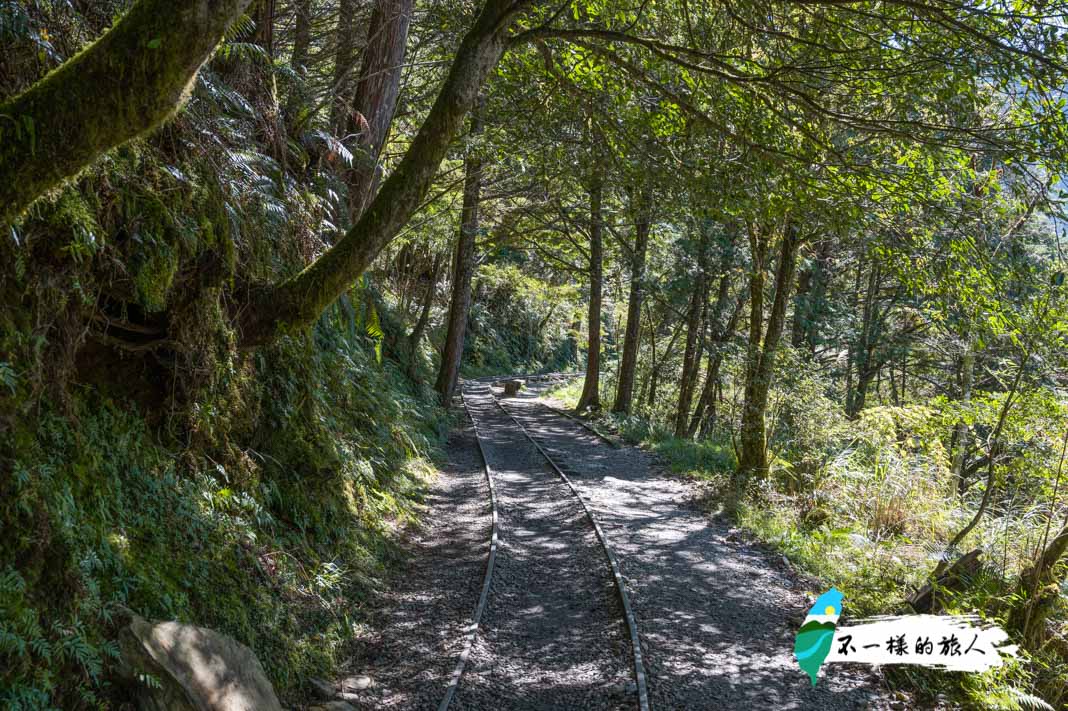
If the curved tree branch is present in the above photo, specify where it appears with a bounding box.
[237,0,530,345]
[0,0,253,224]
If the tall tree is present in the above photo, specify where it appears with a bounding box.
[345,0,414,220]
[613,185,652,414]
[435,104,484,402]
[735,221,802,484]
[576,172,605,413]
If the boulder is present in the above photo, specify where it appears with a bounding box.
[340,675,372,692]
[308,677,336,700]
[119,614,282,711]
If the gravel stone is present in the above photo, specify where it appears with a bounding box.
[499,381,897,710]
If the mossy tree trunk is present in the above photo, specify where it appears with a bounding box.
[0,0,253,224]
[435,105,484,403]
[576,175,604,413]
[345,0,414,221]
[612,186,652,414]
[734,222,801,486]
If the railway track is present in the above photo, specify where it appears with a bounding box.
[438,381,648,711]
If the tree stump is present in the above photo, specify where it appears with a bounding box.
[503,379,523,397]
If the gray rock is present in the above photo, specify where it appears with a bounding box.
[307,677,335,700]
[118,614,282,711]
[340,674,373,692]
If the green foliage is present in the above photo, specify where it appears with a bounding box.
[461,261,580,376]
[0,308,444,707]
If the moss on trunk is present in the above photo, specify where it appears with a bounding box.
[237,0,526,346]
[0,0,252,224]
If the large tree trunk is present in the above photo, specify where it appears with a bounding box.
[434,107,484,403]
[345,0,414,220]
[330,0,360,133]
[846,261,881,417]
[0,0,253,224]
[577,176,604,413]
[735,223,801,484]
[612,188,652,414]
[290,0,313,69]
[239,0,525,345]
[674,260,708,438]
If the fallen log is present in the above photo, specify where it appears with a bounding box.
[907,548,982,613]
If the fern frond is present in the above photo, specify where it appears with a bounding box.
[1007,689,1055,711]
[217,41,270,65]
[223,13,256,41]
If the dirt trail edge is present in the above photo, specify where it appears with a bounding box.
[504,382,894,711]
[334,413,490,709]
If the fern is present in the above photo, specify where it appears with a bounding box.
[1005,689,1055,711]
[217,41,270,65]
[366,301,384,364]
[222,12,255,41]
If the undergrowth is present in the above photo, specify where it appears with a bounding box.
[546,369,1068,711]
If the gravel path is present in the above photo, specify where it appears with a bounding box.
[498,383,893,711]
[452,382,633,710]
[330,414,491,709]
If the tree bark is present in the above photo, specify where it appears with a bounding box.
[407,253,443,378]
[434,106,484,403]
[0,0,253,224]
[238,0,525,345]
[290,0,313,69]
[612,187,652,414]
[330,0,359,133]
[577,176,604,412]
[735,223,801,483]
[689,289,744,438]
[345,0,414,220]
[674,257,708,438]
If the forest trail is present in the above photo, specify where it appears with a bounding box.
[334,377,897,710]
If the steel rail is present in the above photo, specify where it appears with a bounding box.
[437,389,500,711]
[492,395,651,711]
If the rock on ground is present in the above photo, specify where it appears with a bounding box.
[118,614,282,711]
